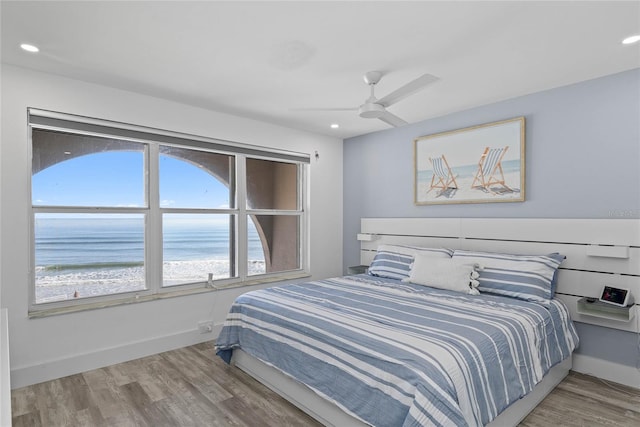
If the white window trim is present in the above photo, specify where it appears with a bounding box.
[28,109,310,316]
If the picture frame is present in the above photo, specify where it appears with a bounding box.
[414,117,525,205]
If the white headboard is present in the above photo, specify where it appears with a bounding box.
[359,218,640,333]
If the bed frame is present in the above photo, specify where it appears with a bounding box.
[231,217,639,426]
[233,350,571,427]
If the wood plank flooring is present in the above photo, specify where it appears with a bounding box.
[520,370,640,427]
[11,342,640,426]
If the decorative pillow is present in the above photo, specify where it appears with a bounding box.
[404,255,482,295]
[452,249,565,305]
[367,244,453,280]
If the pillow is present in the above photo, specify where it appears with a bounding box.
[403,255,482,295]
[548,253,566,297]
[367,244,453,280]
[452,249,565,305]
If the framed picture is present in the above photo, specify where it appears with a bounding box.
[414,117,525,205]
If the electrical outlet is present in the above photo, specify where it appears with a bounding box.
[198,320,213,334]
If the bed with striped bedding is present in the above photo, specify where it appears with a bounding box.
[215,274,578,427]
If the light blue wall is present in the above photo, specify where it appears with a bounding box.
[343,68,640,366]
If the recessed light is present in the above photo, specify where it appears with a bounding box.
[622,35,640,45]
[20,43,39,53]
[330,123,339,129]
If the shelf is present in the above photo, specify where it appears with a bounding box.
[576,297,635,323]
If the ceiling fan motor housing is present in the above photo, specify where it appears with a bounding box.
[358,102,385,118]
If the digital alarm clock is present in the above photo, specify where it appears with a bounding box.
[599,285,634,307]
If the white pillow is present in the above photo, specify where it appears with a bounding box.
[404,255,481,295]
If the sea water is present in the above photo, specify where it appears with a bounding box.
[34,217,266,302]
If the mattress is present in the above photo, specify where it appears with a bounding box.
[215,274,578,426]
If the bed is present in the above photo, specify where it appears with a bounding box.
[214,215,640,426]
[216,270,578,426]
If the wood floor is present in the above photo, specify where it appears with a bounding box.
[11,342,640,426]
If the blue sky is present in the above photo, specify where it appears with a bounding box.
[33,151,230,208]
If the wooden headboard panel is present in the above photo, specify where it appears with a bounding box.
[359,218,640,333]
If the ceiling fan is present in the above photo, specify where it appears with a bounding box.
[296,71,439,127]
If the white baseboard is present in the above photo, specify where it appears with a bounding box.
[572,353,640,390]
[11,325,222,389]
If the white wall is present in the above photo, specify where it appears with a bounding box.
[0,64,344,388]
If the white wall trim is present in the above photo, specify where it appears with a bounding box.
[1,309,11,426]
[572,353,640,390]
[11,325,222,389]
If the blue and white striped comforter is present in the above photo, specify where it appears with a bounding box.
[215,275,578,426]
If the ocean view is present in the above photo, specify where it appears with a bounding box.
[35,216,266,302]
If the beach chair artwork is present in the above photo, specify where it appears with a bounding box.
[471,146,512,194]
[427,155,458,197]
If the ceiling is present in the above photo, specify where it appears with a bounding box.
[2,1,639,139]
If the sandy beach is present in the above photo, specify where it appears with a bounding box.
[36,259,266,303]
[417,170,522,204]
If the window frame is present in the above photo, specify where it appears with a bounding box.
[28,109,310,315]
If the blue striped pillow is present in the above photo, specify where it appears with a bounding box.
[368,245,453,280]
[452,250,565,305]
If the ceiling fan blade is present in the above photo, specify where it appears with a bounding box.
[290,107,358,112]
[378,73,439,108]
[378,111,408,127]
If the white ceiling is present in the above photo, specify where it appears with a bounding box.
[2,1,639,139]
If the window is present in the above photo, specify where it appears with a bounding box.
[29,109,308,311]
[246,158,300,276]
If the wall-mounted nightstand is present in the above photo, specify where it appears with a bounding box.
[347,265,368,275]
[576,297,635,323]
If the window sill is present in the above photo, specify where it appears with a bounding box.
[28,271,311,319]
